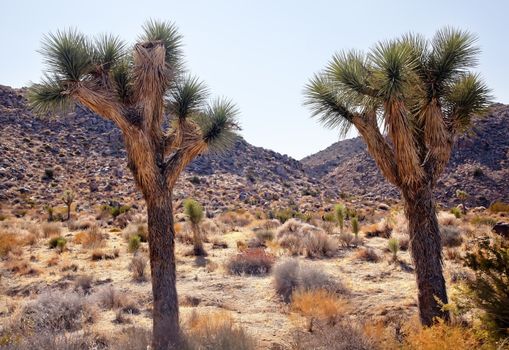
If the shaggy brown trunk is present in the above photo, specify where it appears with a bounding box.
[66,204,71,221]
[403,184,450,326]
[146,191,180,349]
[192,223,205,256]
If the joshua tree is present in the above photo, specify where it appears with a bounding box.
[28,20,240,349]
[334,203,346,233]
[183,198,206,256]
[61,190,75,221]
[305,28,490,325]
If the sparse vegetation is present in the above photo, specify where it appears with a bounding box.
[388,237,399,262]
[61,190,75,221]
[130,255,148,282]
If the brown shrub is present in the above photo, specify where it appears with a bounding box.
[93,286,138,313]
[41,222,62,238]
[226,248,275,275]
[355,248,381,263]
[129,255,148,282]
[0,232,19,257]
[277,219,338,257]
[362,219,392,238]
[291,289,348,330]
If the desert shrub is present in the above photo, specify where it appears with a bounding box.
[438,212,458,226]
[450,207,462,218]
[471,215,497,227]
[387,237,399,262]
[362,219,392,238]
[217,210,253,229]
[338,232,354,247]
[355,248,381,263]
[303,230,338,258]
[80,225,105,249]
[129,255,148,282]
[101,203,131,218]
[41,222,62,238]
[91,248,117,261]
[109,327,152,350]
[0,331,106,350]
[128,235,141,253]
[5,259,41,275]
[186,311,256,350]
[440,225,463,248]
[292,289,347,331]
[273,259,346,303]
[123,222,149,243]
[460,238,509,337]
[226,248,275,275]
[0,232,19,257]
[255,229,274,242]
[14,291,94,333]
[93,286,138,313]
[489,201,509,214]
[334,204,346,232]
[74,274,93,293]
[403,319,482,350]
[48,236,66,252]
[276,219,338,257]
[292,320,380,350]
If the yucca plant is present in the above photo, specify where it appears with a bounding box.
[183,198,206,256]
[28,20,240,349]
[61,190,75,221]
[388,237,400,262]
[334,204,346,233]
[305,28,490,325]
[351,216,359,239]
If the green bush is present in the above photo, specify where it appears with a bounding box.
[48,237,67,252]
[450,207,462,219]
[128,235,141,253]
[351,217,359,238]
[184,199,204,225]
[388,237,399,261]
[334,204,346,232]
[461,238,509,338]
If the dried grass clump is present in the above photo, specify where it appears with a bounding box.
[273,259,348,303]
[185,310,256,350]
[129,254,148,282]
[123,222,149,242]
[438,212,459,227]
[74,274,93,293]
[91,248,118,261]
[5,258,41,276]
[218,210,254,230]
[0,232,19,257]
[226,248,275,275]
[362,219,392,238]
[76,224,105,249]
[41,222,62,238]
[292,320,381,350]
[355,248,381,263]
[291,289,348,331]
[93,285,138,313]
[440,225,463,248]
[0,331,106,350]
[403,319,482,350]
[276,219,338,257]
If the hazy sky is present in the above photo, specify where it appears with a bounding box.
[1,0,508,159]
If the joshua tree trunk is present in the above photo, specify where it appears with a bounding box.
[403,185,450,326]
[192,223,205,256]
[146,190,180,349]
[66,205,71,221]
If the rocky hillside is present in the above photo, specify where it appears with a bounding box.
[302,104,509,207]
[0,85,329,213]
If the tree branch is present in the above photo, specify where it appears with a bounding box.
[353,111,401,187]
[133,41,168,138]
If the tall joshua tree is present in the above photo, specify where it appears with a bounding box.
[28,20,240,349]
[305,28,490,325]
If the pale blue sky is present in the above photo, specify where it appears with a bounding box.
[1,0,507,159]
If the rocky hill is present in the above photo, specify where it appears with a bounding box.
[302,104,509,207]
[0,85,329,214]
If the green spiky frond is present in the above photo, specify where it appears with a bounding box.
[196,98,240,153]
[167,75,209,120]
[444,73,491,131]
[40,29,93,81]
[303,73,355,137]
[27,74,74,114]
[369,39,417,100]
[427,28,479,97]
[93,34,126,70]
[140,19,183,70]
[111,58,133,103]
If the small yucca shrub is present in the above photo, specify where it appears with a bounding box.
[461,238,509,338]
[388,237,399,262]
